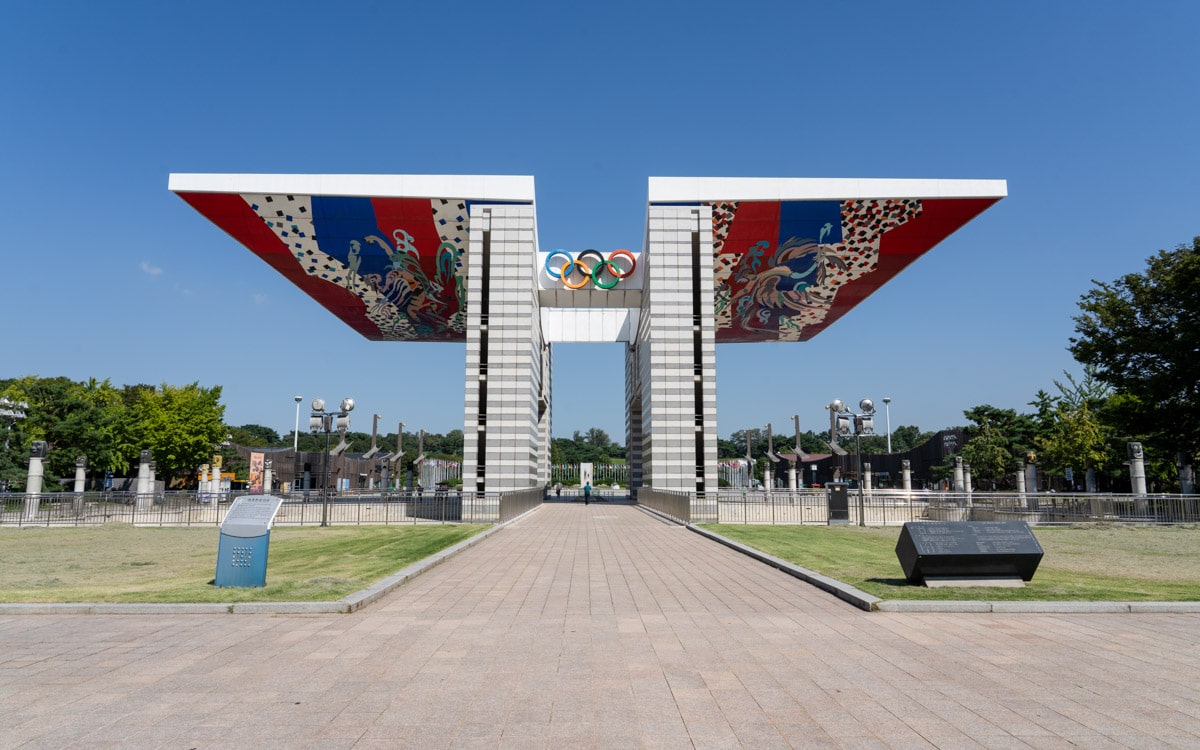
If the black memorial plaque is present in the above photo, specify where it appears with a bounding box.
[895,521,1043,583]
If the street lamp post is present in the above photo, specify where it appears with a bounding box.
[293,395,303,451]
[882,397,892,453]
[310,397,354,527]
[830,398,876,526]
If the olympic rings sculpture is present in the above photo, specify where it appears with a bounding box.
[544,249,637,290]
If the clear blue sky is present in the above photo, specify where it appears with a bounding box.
[3,1,1197,445]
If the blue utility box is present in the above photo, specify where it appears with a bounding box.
[214,495,284,588]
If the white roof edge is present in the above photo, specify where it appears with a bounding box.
[167,173,536,201]
[647,177,1008,202]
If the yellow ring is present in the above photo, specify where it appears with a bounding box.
[561,259,591,289]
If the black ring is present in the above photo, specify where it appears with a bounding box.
[577,249,605,269]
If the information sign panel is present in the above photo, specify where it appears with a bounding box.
[215,494,284,588]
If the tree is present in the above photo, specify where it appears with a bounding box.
[0,376,128,489]
[1036,403,1109,484]
[889,425,933,453]
[1034,368,1113,488]
[960,421,1013,487]
[228,424,282,447]
[958,405,1039,488]
[122,382,227,481]
[1070,237,1200,461]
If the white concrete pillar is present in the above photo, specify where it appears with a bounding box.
[72,455,87,515]
[24,441,47,518]
[788,464,797,491]
[963,462,973,507]
[73,456,87,494]
[1178,453,1194,495]
[136,450,153,509]
[901,460,912,492]
[863,462,872,493]
[634,204,718,499]
[953,456,965,494]
[460,204,547,497]
[1015,461,1027,507]
[1128,443,1148,515]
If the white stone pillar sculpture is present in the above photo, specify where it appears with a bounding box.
[963,462,973,507]
[1128,442,1148,515]
[863,462,872,493]
[136,450,153,510]
[24,441,47,518]
[901,459,912,492]
[953,456,965,494]
[1015,461,1027,508]
[1128,442,1147,495]
[73,455,87,515]
[73,455,87,493]
[1178,453,1194,495]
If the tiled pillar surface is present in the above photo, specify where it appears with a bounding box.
[462,205,546,494]
[636,206,718,495]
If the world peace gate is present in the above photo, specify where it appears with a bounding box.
[170,175,1006,495]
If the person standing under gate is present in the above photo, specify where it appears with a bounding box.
[584,482,591,505]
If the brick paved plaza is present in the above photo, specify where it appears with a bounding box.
[2,503,1198,748]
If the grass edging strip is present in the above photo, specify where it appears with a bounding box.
[686,524,881,611]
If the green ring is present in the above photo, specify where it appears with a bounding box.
[592,259,620,289]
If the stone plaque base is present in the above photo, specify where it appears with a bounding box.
[924,576,1026,588]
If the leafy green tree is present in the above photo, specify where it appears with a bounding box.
[0,376,129,489]
[1070,237,1200,464]
[1036,403,1109,482]
[228,424,282,447]
[960,421,1013,487]
[122,382,227,481]
[889,425,933,453]
[958,405,1038,488]
[1034,368,1113,487]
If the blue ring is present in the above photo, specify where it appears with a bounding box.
[545,250,573,279]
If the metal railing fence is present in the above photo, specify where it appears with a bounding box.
[704,489,1200,526]
[0,487,546,528]
[636,487,694,524]
[498,487,544,523]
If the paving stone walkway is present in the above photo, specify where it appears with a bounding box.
[2,503,1199,748]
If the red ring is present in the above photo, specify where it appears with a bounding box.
[607,249,636,278]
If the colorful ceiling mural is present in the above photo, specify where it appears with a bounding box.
[173,190,527,341]
[682,197,1003,343]
[174,177,1000,345]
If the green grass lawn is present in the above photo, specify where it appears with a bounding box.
[0,524,486,603]
[700,523,1200,601]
